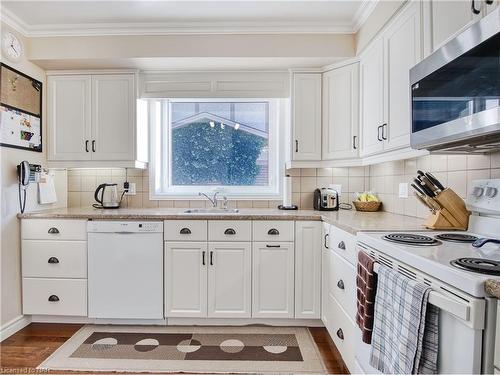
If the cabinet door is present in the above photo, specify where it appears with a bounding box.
[165,242,207,317]
[431,0,480,50]
[208,242,251,318]
[321,223,331,327]
[252,242,294,318]
[322,63,359,160]
[292,73,322,160]
[360,38,385,157]
[91,74,135,160]
[295,221,322,319]
[384,1,422,151]
[48,75,91,160]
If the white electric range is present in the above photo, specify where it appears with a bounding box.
[356,179,500,374]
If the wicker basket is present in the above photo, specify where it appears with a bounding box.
[353,201,381,212]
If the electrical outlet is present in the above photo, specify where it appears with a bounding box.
[125,182,136,195]
[399,183,409,198]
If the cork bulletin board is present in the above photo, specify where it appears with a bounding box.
[0,63,42,152]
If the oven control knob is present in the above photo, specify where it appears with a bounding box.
[472,186,484,197]
[485,187,498,198]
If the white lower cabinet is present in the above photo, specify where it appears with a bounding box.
[252,242,294,318]
[295,221,322,319]
[165,242,208,317]
[208,242,252,318]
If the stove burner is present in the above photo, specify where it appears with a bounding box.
[383,233,441,246]
[435,233,478,243]
[451,258,500,275]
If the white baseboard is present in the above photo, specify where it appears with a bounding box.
[30,315,323,327]
[167,318,324,327]
[0,315,31,342]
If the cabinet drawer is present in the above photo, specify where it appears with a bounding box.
[208,221,251,241]
[22,240,87,278]
[22,278,87,316]
[164,220,207,241]
[22,219,87,240]
[252,221,294,242]
[329,225,357,265]
[325,294,356,373]
[329,250,357,318]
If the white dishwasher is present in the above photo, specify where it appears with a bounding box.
[88,221,164,319]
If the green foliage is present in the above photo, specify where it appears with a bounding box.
[172,121,266,185]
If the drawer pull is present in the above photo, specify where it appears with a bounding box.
[268,228,280,235]
[337,279,345,290]
[336,328,344,340]
[266,244,281,248]
[338,241,346,250]
[180,228,192,235]
[48,257,60,264]
[48,227,60,234]
[48,295,60,302]
[324,233,329,249]
[224,228,236,235]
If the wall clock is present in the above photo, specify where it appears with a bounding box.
[2,31,23,62]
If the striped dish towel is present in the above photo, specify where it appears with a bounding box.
[356,251,377,344]
[369,265,439,374]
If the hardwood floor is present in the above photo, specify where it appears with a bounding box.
[0,323,349,374]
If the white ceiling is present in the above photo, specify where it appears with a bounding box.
[1,0,377,36]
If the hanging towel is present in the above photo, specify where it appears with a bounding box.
[356,251,378,344]
[369,265,439,374]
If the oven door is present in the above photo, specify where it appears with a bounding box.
[355,308,483,374]
[410,9,500,152]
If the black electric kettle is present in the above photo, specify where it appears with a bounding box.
[93,183,122,209]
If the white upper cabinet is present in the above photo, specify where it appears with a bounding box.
[360,1,423,157]
[383,1,422,151]
[47,72,146,168]
[431,0,481,51]
[91,75,135,161]
[48,75,92,161]
[322,63,359,160]
[291,73,322,161]
[360,38,385,157]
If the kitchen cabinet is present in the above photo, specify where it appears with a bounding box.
[47,72,146,168]
[360,1,422,156]
[165,242,208,318]
[21,219,88,317]
[322,63,359,160]
[208,242,252,318]
[295,221,322,319]
[431,0,481,51]
[291,73,322,161]
[252,242,294,318]
[321,223,331,327]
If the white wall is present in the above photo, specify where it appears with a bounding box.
[0,22,65,329]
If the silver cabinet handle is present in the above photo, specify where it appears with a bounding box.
[210,251,214,266]
[324,233,329,249]
[381,123,388,140]
[471,0,481,14]
[353,135,357,150]
[337,279,345,290]
[92,140,96,152]
[202,251,206,266]
[85,140,89,152]
[266,244,281,248]
[48,257,59,264]
[48,295,60,302]
[338,241,346,250]
[48,227,60,234]
[180,228,191,234]
[268,228,279,235]
[377,126,382,141]
[224,228,236,235]
[295,140,299,152]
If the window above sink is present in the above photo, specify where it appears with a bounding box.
[149,98,286,200]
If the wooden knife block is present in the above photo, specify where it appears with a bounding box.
[424,188,470,230]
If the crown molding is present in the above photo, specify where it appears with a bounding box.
[1,7,30,36]
[351,0,378,33]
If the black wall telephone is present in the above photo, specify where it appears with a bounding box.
[16,161,41,213]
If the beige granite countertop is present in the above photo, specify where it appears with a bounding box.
[18,207,426,235]
[485,280,500,299]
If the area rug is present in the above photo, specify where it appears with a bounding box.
[38,325,327,373]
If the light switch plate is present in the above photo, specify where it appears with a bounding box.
[399,183,409,198]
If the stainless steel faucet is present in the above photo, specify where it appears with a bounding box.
[199,191,221,208]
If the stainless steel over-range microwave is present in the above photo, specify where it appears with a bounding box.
[410,8,499,153]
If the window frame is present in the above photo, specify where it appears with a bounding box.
[149,98,285,200]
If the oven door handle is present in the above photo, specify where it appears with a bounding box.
[427,291,470,321]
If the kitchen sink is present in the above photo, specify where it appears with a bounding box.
[183,208,240,214]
